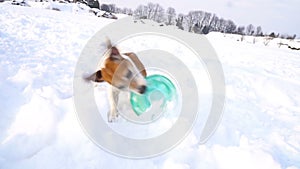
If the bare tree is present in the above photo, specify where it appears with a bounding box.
[131,3,286,38]
[134,5,147,19]
[184,11,195,32]
[122,7,133,15]
[201,12,212,27]
[256,26,263,36]
[246,24,255,35]
[146,2,155,19]
[191,11,213,34]
[152,3,165,23]
[280,34,297,40]
[289,34,297,40]
[127,8,133,15]
[166,7,176,25]
[184,11,204,32]
[269,32,276,38]
[115,7,122,13]
[134,3,164,22]
[237,26,245,35]
[192,23,201,33]
[209,15,219,31]
[225,20,236,33]
[108,4,116,13]
[101,4,110,12]
[176,14,184,30]
[218,18,227,33]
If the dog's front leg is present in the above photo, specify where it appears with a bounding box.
[108,86,120,122]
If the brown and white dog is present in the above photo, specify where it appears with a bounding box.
[86,39,147,122]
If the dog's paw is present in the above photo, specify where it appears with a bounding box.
[108,110,119,122]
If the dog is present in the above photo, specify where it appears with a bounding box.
[86,39,147,122]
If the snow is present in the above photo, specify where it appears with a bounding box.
[1,2,300,169]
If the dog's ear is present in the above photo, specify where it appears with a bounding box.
[106,38,121,60]
[124,52,147,77]
[111,47,120,55]
[95,70,104,82]
[109,47,123,61]
[85,70,104,82]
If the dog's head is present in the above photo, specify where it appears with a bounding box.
[88,41,147,94]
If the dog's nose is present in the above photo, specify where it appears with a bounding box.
[138,85,147,94]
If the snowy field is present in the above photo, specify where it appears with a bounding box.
[1,2,300,169]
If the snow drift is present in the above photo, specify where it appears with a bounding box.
[0,2,299,169]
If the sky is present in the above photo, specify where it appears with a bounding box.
[101,0,300,37]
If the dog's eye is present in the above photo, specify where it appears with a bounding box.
[126,70,132,79]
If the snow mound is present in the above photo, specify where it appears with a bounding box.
[0,3,300,169]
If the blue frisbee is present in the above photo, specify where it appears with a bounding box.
[130,74,177,116]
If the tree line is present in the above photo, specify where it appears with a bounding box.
[100,2,296,39]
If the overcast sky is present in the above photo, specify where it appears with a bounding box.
[102,0,300,37]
